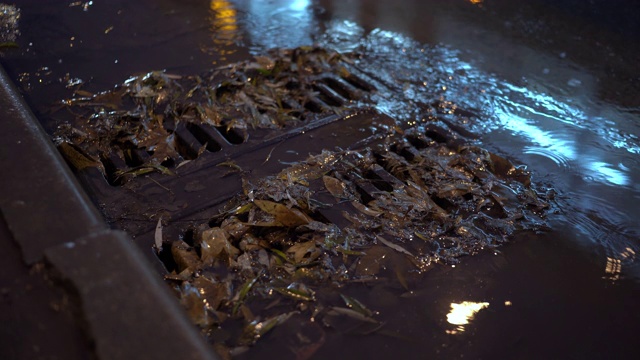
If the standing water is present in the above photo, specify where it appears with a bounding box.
[2,0,638,359]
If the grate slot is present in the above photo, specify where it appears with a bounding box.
[162,117,176,133]
[353,179,379,204]
[186,123,223,152]
[340,70,376,92]
[430,195,455,212]
[437,116,480,140]
[431,100,479,118]
[100,152,127,186]
[369,164,406,188]
[157,242,178,273]
[391,141,421,162]
[215,124,245,145]
[181,228,196,247]
[307,178,354,229]
[322,76,362,101]
[373,151,410,181]
[423,124,451,144]
[280,97,304,117]
[304,97,330,113]
[174,125,203,160]
[363,168,394,192]
[313,83,345,106]
[405,134,433,149]
[133,148,151,164]
[123,147,143,167]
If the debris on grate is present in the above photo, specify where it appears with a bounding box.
[50,44,552,358]
[162,124,549,358]
[54,47,374,185]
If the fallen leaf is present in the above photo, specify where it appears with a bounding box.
[376,235,413,257]
[254,199,311,227]
[154,217,163,253]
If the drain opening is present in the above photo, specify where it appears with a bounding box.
[322,76,362,101]
[363,168,394,192]
[157,244,178,273]
[174,126,202,160]
[313,83,345,106]
[181,228,196,247]
[423,124,451,144]
[186,123,222,152]
[123,147,145,167]
[431,195,455,212]
[339,69,376,92]
[215,124,245,145]
[100,152,126,186]
[405,133,433,149]
[303,98,328,113]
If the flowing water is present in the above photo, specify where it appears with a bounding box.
[2,0,639,358]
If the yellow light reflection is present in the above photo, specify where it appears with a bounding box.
[469,0,484,4]
[210,0,237,32]
[604,257,622,281]
[620,247,636,260]
[209,0,240,62]
[445,301,489,334]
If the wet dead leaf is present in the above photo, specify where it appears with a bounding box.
[350,201,382,217]
[253,200,312,227]
[273,283,316,302]
[286,241,321,264]
[376,235,414,257]
[323,175,349,201]
[242,312,297,344]
[180,283,213,327]
[328,307,378,324]
[58,142,104,172]
[340,294,373,317]
[200,227,240,263]
[154,217,163,253]
[171,240,200,274]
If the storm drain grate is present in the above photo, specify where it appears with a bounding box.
[57,50,385,241]
[51,46,549,358]
[148,111,548,356]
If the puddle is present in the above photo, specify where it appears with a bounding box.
[2,0,639,358]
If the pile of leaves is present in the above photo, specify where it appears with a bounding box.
[56,47,364,180]
[166,128,549,358]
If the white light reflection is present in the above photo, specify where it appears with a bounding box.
[235,0,315,52]
[445,301,489,334]
[586,162,629,186]
[315,19,636,188]
[493,97,630,187]
[289,0,309,11]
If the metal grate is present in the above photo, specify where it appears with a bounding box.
[59,60,495,272]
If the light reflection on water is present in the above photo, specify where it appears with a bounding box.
[226,10,640,280]
[224,0,317,53]
[445,301,490,334]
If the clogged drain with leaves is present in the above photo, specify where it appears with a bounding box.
[55,47,369,184]
[165,133,548,358]
[54,46,550,359]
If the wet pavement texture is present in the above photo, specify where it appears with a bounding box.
[1,0,639,359]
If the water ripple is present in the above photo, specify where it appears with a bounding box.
[522,146,573,170]
[557,191,640,280]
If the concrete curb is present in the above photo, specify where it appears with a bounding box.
[0,64,218,360]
